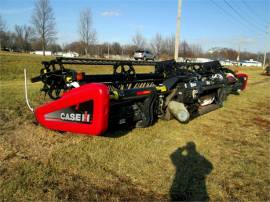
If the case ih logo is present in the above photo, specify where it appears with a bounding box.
[60,111,91,123]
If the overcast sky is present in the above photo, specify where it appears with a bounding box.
[1,0,269,52]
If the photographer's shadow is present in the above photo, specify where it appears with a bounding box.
[170,142,213,201]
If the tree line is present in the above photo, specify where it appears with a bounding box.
[0,0,268,62]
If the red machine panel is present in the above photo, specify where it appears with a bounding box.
[35,83,109,136]
[236,73,248,90]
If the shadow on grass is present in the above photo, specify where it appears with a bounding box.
[170,142,213,201]
[102,124,134,138]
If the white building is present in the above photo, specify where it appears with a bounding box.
[55,51,79,58]
[30,51,52,56]
[240,59,262,67]
[194,58,213,63]
[176,57,213,63]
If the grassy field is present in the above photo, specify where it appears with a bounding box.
[0,52,269,201]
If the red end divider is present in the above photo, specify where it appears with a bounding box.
[35,83,110,136]
[236,73,248,90]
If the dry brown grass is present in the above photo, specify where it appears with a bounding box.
[0,52,269,201]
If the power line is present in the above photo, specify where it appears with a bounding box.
[241,0,269,27]
[231,0,268,29]
[209,0,245,28]
[240,0,268,28]
[223,0,265,32]
[223,0,265,33]
[209,0,262,34]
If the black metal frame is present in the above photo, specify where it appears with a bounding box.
[32,57,234,98]
[31,57,244,130]
[42,57,156,71]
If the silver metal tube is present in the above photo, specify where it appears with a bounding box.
[24,69,34,112]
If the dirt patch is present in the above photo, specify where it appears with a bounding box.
[0,159,167,201]
[249,78,270,86]
[253,117,270,130]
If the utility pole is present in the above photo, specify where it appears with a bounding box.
[263,25,270,69]
[263,51,267,69]
[237,44,240,65]
[107,43,110,59]
[174,0,182,61]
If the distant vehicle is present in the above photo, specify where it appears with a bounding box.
[1,47,12,52]
[134,50,155,61]
[264,66,270,76]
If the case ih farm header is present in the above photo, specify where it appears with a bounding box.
[25,57,248,135]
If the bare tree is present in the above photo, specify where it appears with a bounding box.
[47,43,62,53]
[79,8,97,55]
[180,41,192,58]
[14,25,34,51]
[111,42,121,55]
[121,44,137,57]
[64,41,84,55]
[163,35,175,57]
[32,0,56,56]
[207,48,238,60]
[0,15,7,50]
[151,33,163,57]
[190,44,203,57]
[0,15,6,33]
[132,32,146,49]
[14,25,24,51]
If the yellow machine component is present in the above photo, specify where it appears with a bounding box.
[156,85,167,92]
[65,76,72,82]
[110,91,119,100]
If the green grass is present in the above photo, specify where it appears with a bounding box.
[0,52,269,201]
